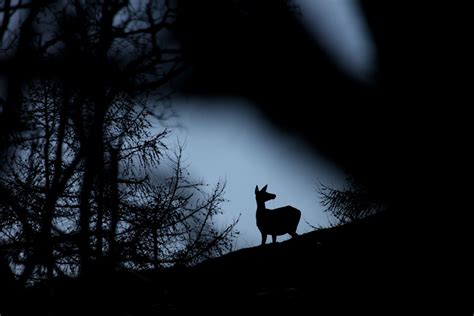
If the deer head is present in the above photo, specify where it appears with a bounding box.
[255,184,276,206]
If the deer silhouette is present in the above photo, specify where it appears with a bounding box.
[255,185,301,245]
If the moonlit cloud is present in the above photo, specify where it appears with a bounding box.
[295,0,376,82]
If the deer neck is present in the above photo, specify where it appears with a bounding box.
[256,200,267,213]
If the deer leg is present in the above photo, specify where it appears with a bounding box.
[261,233,267,245]
[272,235,277,243]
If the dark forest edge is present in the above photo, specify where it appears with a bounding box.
[0,0,239,287]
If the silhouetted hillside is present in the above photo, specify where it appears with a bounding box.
[3,210,448,315]
[175,211,399,314]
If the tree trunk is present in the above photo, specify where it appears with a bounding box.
[108,146,119,267]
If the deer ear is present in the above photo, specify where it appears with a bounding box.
[262,184,268,192]
[255,185,259,194]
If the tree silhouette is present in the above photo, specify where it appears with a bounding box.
[317,177,386,225]
[0,79,81,283]
[119,145,238,270]
[0,0,237,284]
[0,77,237,283]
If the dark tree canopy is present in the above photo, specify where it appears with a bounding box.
[317,177,387,226]
[0,0,238,284]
